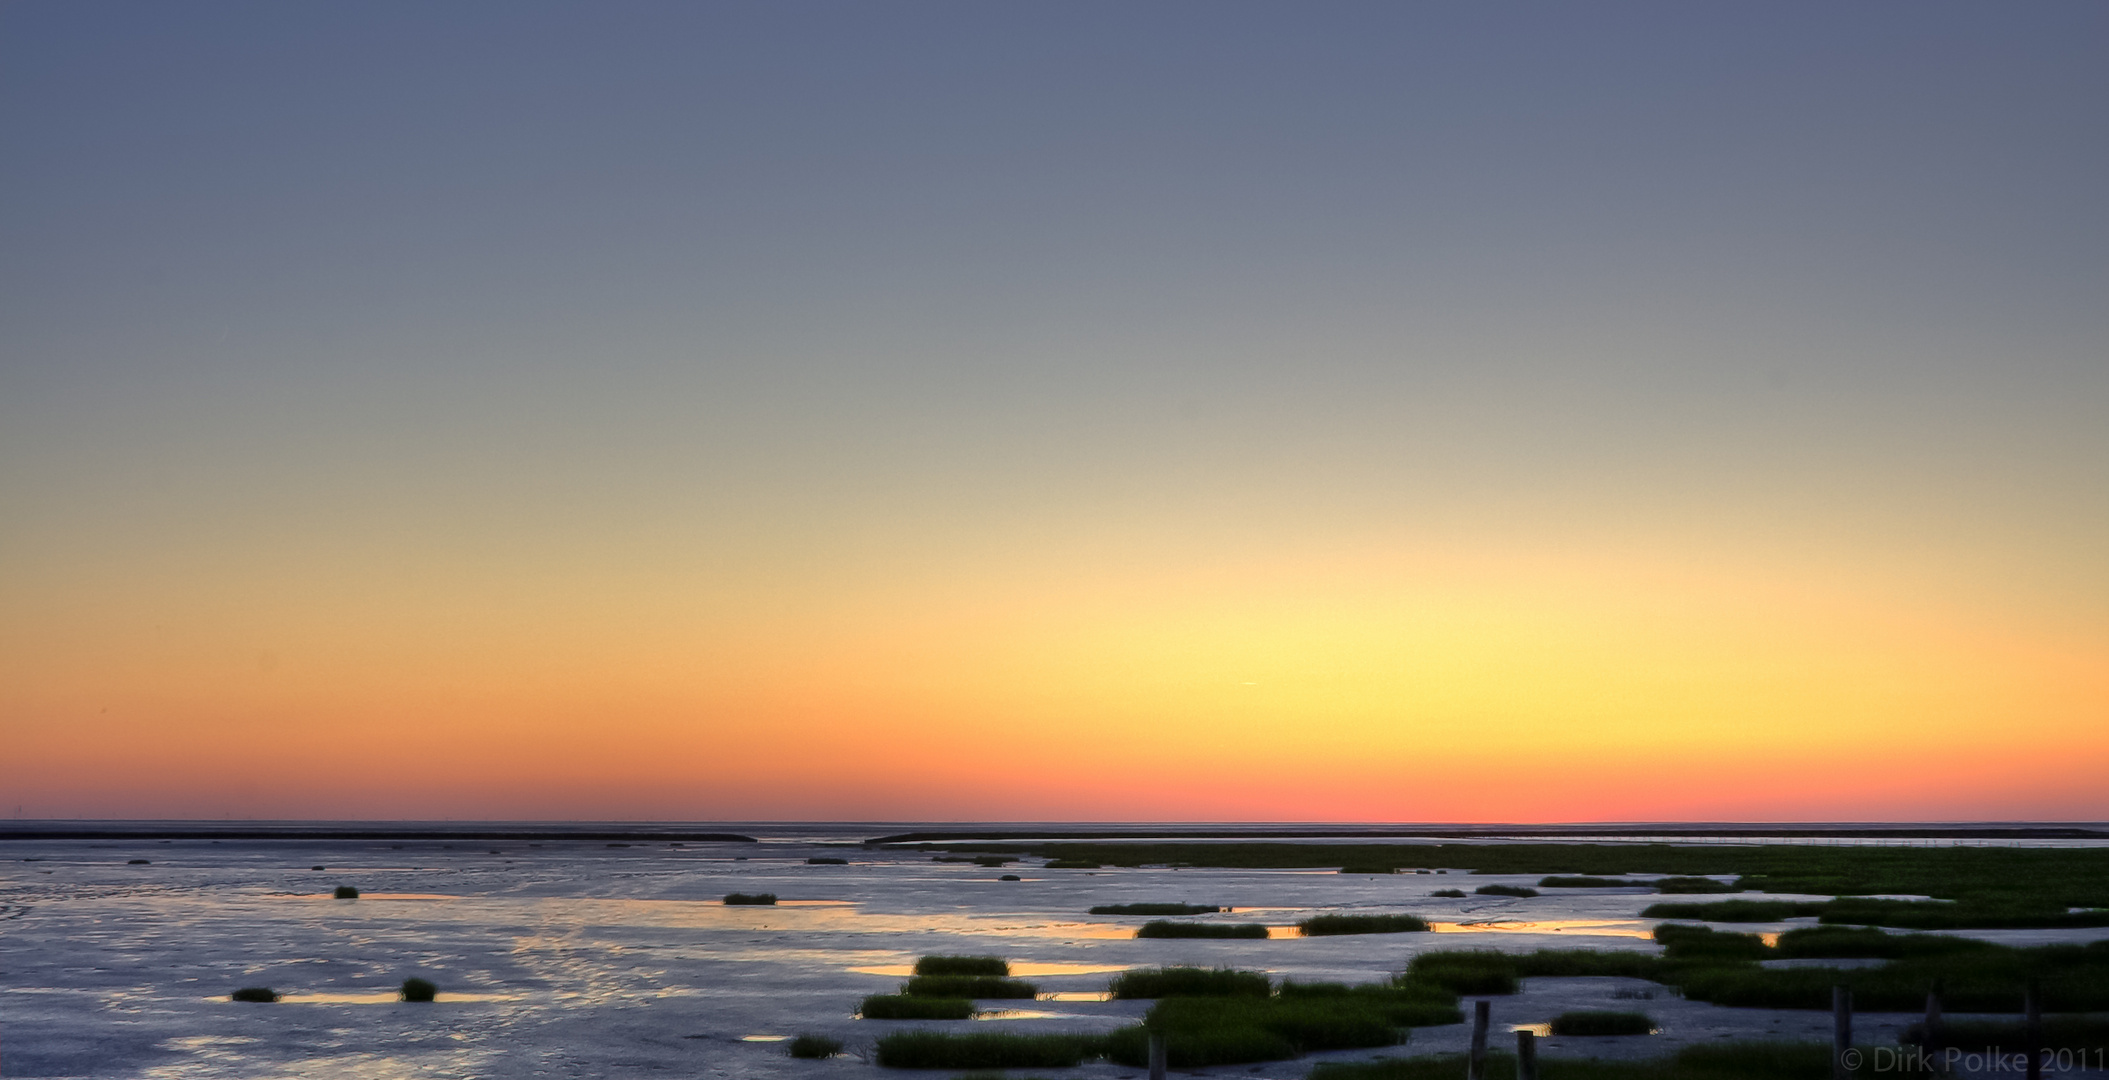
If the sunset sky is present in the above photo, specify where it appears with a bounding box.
[3,2,2105,822]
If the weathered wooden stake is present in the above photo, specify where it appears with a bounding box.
[1833,985,1853,1079]
[1923,985,1945,1073]
[2025,983,2042,1080]
[1467,1000,1490,1080]
[1148,1030,1167,1080]
[1515,1029,1538,1080]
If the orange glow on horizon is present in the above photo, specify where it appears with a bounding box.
[5,522,2103,822]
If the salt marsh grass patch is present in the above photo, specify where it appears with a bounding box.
[915,956,1008,977]
[788,1034,843,1058]
[1108,967,1269,999]
[1550,1010,1655,1036]
[862,995,975,1020]
[1087,903,1218,915]
[1135,920,1267,939]
[1474,884,1539,898]
[1297,914,1431,936]
[873,1031,1107,1069]
[902,975,1037,999]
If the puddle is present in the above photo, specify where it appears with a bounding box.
[1432,920,1655,940]
[740,1035,790,1042]
[965,921,1136,940]
[997,961,1130,976]
[975,1009,1088,1020]
[1039,991,1116,1002]
[776,900,855,907]
[161,1036,259,1051]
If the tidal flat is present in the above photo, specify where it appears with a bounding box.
[3,824,2107,1078]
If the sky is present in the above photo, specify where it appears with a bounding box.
[3,2,2105,822]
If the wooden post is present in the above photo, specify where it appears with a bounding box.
[2025,983,2042,1080]
[1924,984,1945,1072]
[1515,1029,1538,1080]
[1468,1001,1490,1080]
[1833,986,1852,1079]
[1148,1030,1167,1080]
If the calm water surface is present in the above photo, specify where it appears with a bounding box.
[5,824,2103,1078]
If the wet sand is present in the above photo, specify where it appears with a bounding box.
[4,836,2105,1078]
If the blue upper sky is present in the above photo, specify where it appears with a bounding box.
[2,3,2106,819]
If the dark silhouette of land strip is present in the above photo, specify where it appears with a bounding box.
[0,825,758,842]
[865,823,2109,845]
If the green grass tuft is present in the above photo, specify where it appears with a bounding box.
[902,975,1038,999]
[1043,859,1101,869]
[872,1031,1108,1069]
[1509,950,1666,980]
[861,994,976,1019]
[1109,966,1271,999]
[1903,1015,2109,1054]
[1105,996,1413,1067]
[936,841,2109,925]
[1771,925,1992,960]
[1309,1042,1839,1080]
[1106,1023,1296,1068]
[400,977,437,1002]
[1642,900,1825,922]
[1088,902,1221,915]
[1410,938,2109,1013]
[807,856,848,864]
[1474,884,1539,898]
[723,892,778,905]
[1403,952,1521,996]
[1430,888,1466,898]
[1136,920,1268,939]
[916,955,1010,977]
[1655,923,1772,962]
[1297,914,1431,936]
[1654,876,1740,894]
[1550,1010,1654,1036]
[1818,897,2109,930]
[332,885,359,899]
[1340,864,1398,874]
[788,1033,844,1058]
[1533,873,1734,893]
[1278,981,1465,1026]
[230,986,279,1003]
